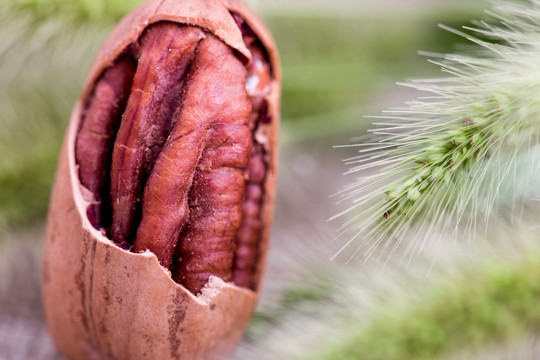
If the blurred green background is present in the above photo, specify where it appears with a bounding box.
[4,0,540,359]
[0,0,486,229]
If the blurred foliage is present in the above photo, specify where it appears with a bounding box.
[1,0,142,22]
[272,13,477,119]
[305,255,540,360]
[269,10,486,141]
[0,5,110,228]
[247,277,336,340]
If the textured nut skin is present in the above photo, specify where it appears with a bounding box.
[42,0,280,359]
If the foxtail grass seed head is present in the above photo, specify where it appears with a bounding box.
[334,0,540,261]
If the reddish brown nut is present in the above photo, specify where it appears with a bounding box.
[42,0,280,359]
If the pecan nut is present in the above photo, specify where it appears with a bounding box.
[42,0,280,359]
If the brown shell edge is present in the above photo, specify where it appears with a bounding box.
[42,104,259,360]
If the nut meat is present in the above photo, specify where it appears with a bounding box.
[42,0,279,359]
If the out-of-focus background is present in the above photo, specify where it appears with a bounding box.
[4,0,540,359]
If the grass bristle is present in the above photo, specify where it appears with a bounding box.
[334,0,540,261]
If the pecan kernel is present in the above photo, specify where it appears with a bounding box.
[76,19,273,294]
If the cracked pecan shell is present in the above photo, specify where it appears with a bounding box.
[42,0,280,359]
